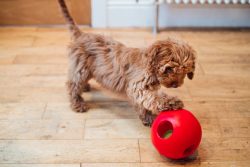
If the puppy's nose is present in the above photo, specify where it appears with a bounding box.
[171,82,178,88]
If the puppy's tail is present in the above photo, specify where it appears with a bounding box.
[58,0,81,39]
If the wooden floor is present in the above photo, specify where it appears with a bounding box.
[0,27,250,167]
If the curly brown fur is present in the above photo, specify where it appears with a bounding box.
[58,0,196,126]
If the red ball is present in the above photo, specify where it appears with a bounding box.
[151,109,202,159]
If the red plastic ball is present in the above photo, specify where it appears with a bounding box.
[151,109,202,159]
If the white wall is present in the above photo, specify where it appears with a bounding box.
[92,0,250,28]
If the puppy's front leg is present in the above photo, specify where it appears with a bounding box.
[127,88,184,115]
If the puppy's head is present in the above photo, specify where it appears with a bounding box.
[147,38,196,88]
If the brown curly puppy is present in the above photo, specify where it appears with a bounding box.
[58,0,196,126]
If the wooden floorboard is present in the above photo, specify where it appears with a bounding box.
[0,139,140,163]
[0,27,249,166]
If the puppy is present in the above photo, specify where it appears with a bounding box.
[58,0,196,126]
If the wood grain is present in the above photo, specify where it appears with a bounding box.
[0,140,140,163]
[0,119,84,139]
[139,138,250,162]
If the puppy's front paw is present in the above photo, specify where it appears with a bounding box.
[168,96,184,110]
[155,100,172,112]
[140,111,156,127]
[142,113,156,127]
[157,96,184,112]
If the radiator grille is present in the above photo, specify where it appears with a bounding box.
[108,0,250,5]
[161,0,250,4]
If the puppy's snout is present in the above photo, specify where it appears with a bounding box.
[171,82,178,88]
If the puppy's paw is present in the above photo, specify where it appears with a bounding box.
[168,96,184,110]
[144,114,157,127]
[157,96,184,112]
[71,101,89,113]
[140,111,156,127]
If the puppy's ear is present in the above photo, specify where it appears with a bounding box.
[147,43,160,60]
[146,41,173,73]
[187,72,194,80]
[146,43,161,74]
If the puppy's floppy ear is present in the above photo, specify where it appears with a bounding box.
[187,72,194,80]
[147,43,160,60]
[146,40,173,73]
[146,42,161,74]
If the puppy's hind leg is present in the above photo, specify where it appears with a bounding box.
[67,56,91,112]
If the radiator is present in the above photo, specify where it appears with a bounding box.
[92,0,250,30]
[161,0,250,4]
[108,0,250,5]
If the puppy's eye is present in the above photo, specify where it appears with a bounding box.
[164,67,173,74]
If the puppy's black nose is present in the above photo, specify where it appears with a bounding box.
[171,82,178,88]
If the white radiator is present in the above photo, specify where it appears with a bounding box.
[92,0,250,28]
[162,0,250,4]
[108,0,250,4]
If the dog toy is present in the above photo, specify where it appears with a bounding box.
[151,109,202,159]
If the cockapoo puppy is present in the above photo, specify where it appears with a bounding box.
[58,0,196,126]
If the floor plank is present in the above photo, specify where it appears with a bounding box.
[186,75,250,101]
[81,163,140,167]
[0,87,68,103]
[0,76,66,88]
[201,63,250,77]
[219,118,250,138]
[1,164,80,167]
[140,161,250,167]
[44,102,137,120]
[0,119,84,140]
[0,103,45,120]
[0,64,67,76]
[84,119,149,139]
[139,138,250,162]
[185,101,250,119]
[0,139,140,163]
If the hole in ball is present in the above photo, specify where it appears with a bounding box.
[157,121,173,139]
[183,145,195,156]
